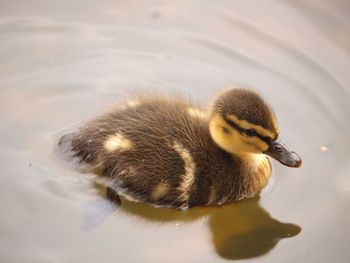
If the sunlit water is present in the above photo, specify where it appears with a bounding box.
[1,0,350,262]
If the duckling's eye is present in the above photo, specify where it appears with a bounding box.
[245,129,257,137]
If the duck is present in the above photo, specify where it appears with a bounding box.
[59,87,301,209]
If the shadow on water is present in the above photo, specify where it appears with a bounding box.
[118,196,301,260]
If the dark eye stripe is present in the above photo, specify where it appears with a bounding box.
[224,117,245,133]
[223,116,272,145]
[245,129,257,137]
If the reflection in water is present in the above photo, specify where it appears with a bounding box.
[209,198,301,260]
[117,196,301,260]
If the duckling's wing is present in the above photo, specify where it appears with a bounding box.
[60,97,216,208]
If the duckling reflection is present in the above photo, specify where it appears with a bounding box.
[117,196,301,260]
[208,197,301,260]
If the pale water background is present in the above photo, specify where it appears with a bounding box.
[1,0,350,262]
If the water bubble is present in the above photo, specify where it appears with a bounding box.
[320,145,331,154]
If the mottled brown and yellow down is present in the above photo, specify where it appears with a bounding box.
[61,88,285,209]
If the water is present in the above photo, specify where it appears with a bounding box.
[1,0,350,262]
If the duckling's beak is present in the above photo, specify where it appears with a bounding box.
[264,141,302,168]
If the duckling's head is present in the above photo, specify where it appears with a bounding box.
[209,88,301,167]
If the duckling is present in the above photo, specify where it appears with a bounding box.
[59,87,301,209]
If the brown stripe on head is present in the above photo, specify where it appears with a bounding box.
[212,88,279,140]
[226,114,276,140]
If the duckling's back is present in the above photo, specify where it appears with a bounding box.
[64,98,245,209]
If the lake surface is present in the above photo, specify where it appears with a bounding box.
[1,0,350,262]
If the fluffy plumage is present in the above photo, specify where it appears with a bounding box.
[59,88,295,209]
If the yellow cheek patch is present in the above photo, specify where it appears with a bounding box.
[240,135,269,152]
[104,133,133,152]
[227,114,278,140]
[209,114,240,153]
[209,114,269,154]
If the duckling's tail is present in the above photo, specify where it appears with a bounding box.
[58,132,77,156]
[57,132,99,173]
